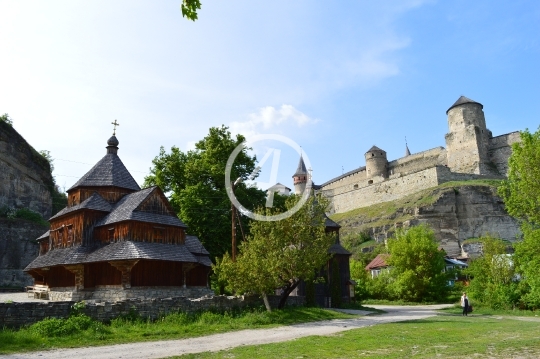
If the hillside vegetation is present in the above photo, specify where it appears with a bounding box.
[331,179,503,252]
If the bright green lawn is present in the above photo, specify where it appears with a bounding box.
[176,315,540,359]
[0,307,357,354]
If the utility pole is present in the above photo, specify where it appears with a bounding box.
[231,177,242,261]
[230,167,260,262]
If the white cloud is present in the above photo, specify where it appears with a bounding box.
[230,105,319,138]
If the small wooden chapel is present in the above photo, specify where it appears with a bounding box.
[25,124,212,301]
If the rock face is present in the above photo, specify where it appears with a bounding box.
[336,185,521,258]
[0,219,44,287]
[0,121,53,288]
[0,121,53,219]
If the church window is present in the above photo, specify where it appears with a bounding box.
[58,228,63,246]
[67,225,73,245]
[154,227,164,243]
[108,228,115,242]
[372,153,374,157]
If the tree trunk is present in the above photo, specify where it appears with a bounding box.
[277,280,300,309]
[262,293,272,312]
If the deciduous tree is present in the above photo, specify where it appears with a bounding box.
[216,196,335,311]
[386,224,449,302]
[466,235,519,309]
[145,126,266,260]
[498,127,540,309]
[499,128,540,225]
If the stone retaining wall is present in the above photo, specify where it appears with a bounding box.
[47,286,214,302]
[0,294,306,328]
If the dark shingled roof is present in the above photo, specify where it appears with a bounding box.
[185,235,210,255]
[193,254,213,266]
[324,215,340,228]
[50,192,112,220]
[366,145,385,154]
[68,138,140,191]
[95,187,187,228]
[36,230,50,241]
[293,156,307,177]
[25,241,198,270]
[405,144,411,156]
[446,96,483,114]
[328,243,352,255]
[185,236,212,266]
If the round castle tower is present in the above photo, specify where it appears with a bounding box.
[292,155,308,195]
[365,146,387,180]
[445,96,493,175]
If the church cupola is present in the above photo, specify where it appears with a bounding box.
[292,155,308,195]
[106,135,119,155]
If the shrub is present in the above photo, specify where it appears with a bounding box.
[30,315,93,337]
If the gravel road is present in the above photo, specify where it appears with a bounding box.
[0,304,452,359]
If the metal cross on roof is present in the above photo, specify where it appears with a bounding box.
[111,119,120,135]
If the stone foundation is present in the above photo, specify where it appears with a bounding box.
[47,286,214,302]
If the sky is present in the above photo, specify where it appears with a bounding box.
[1,1,539,197]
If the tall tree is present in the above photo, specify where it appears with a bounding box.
[216,196,335,311]
[499,128,540,225]
[499,127,540,309]
[387,224,449,302]
[466,235,519,309]
[144,126,266,260]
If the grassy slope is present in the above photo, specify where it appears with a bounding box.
[177,314,540,359]
[0,307,357,354]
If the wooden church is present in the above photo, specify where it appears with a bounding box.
[25,129,212,301]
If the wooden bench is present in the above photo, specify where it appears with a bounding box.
[26,284,49,299]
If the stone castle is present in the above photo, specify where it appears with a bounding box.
[318,96,521,214]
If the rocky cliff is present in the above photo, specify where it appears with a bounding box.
[0,121,53,218]
[0,121,53,288]
[333,181,521,258]
[0,218,44,287]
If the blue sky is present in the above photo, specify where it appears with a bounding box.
[0,1,539,195]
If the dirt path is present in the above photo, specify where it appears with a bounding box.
[0,304,452,359]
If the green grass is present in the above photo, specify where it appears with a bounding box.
[439,304,540,317]
[175,314,540,359]
[0,307,355,354]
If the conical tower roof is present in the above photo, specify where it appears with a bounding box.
[293,155,308,177]
[405,144,411,156]
[68,136,140,192]
[365,145,385,154]
[446,96,483,114]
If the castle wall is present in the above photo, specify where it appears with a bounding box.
[324,165,502,214]
[322,168,367,197]
[327,167,441,214]
[388,147,446,176]
[489,131,520,176]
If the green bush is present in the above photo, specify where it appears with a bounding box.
[30,315,94,337]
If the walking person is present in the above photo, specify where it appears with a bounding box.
[461,292,470,316]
